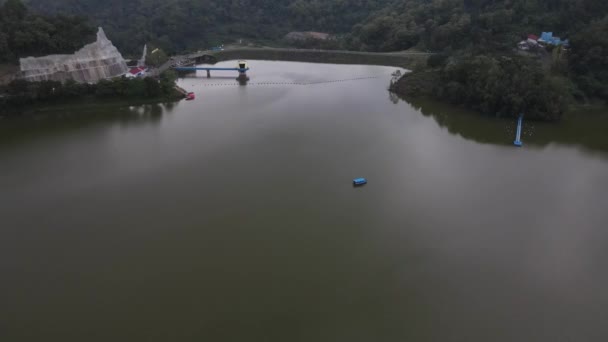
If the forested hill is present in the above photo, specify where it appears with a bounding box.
[352,0,608,52]
[0,0,93,62]
[21,0,608,54]
[356,0,608,120]
[5,0,608,119]
[21,0,392,55]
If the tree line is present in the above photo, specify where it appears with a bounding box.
[371,0,608,119]
[4,0,607,119]
[0,0,93,62]
[1,71,179,115]
[23,0,392,56]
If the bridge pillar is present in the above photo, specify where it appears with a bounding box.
[237,60,249,85]
[206,70,211,78]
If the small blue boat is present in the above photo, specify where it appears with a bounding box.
[353,178,367,186]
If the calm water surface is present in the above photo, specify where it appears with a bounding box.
[1,61,608,341]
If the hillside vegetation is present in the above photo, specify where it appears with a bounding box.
[0,0,93,62]
[2,0,606,120]
[21,0,392,55]
[359,0,608,120]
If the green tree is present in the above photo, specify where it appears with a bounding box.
[146,48,168,67]
[144,77,162,97]
[3,0,27,21]
[569,15,608,102]
[437,55,568,120]
[0,0,93,62]
[95,79,116,97]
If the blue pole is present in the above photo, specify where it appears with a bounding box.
[514,114,523,147]
[174,67,250,72]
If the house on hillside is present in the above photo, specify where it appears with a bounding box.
[538,32,569,46]
[519,32,570,51]
[518,34,540,51]
[125,66,146,78]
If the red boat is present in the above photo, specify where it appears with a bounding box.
[185,92,195,100]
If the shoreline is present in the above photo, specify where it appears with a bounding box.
[4,50,605,120]
[0,95,180,119]
[389,68,608,121]
[2,49,423,117]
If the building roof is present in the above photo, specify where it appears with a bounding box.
[306,32,330,40]
[528,34,539,41]
[129,67,146,75]
[285,31,331,40]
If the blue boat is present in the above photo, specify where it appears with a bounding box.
[353,178,367,186]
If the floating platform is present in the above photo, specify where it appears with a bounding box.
[353,178,368,186]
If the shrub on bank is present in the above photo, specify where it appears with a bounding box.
[393,55,570,121]
[1,72,180,116]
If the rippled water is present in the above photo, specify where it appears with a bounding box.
[1,61,608,341]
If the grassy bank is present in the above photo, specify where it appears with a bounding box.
[1,95,179,117]
[213,48,428,69]
[1,92,183,117]
[1,72,182,117]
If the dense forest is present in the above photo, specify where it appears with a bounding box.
[0,0,93,62]
[351,0,608,52]
[374,0,608,120]
[0,70,179,115]
[2,0,607,119]
[19,0,607,54]
[21,0,392,55]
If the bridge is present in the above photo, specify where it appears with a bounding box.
[174,67,249,72]
[174,66,250,78]
[175,60,250,79]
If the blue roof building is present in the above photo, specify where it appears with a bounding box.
[539,32,568,46]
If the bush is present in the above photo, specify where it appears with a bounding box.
[3,75,179,113]
[427,54,448,68]
[437,55,568,120]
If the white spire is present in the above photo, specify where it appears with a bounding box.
[96,27,109,43]
[138,44,147,67]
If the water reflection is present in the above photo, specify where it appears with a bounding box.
[402,96,608,155]
[163,101,176,113]
[238,76,249,86]
[177,74,250,86]
[0,102,173,148]
[119,103,164,128]
[388,91,399,104]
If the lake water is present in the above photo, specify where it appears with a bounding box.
[1,61,608,341]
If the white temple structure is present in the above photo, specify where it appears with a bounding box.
[19,28,128,83]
